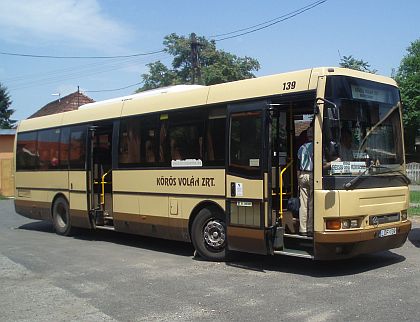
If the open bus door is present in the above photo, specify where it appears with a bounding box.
[226,101,274,255]
[87,123,114,228]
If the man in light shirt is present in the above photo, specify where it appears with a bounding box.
[297,125,314,236]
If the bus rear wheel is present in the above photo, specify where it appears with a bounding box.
[52,197,72,236]
[191,208,227,261]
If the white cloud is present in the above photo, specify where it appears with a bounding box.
[0,0,133,52]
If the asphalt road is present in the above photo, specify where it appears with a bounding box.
[1,199,419,322]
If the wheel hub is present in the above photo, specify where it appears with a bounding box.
[203,219,226,249]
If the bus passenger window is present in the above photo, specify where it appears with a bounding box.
[229,111,262,176]
[16,131,39,171]
[38,128,60,170]
[169,124,200,161]
[69,127,86,170]
[59,127,70,169]
[119,118,141,167]
[159,119,169,164]
[206,110,226,166]
[145,134,156,163]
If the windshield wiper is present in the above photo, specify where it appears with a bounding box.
[343,164,410,190]
[343,164,373,190]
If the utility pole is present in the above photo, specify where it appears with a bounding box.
[77,86,80,107]
[190,33,202,85]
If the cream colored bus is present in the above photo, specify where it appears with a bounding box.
[14,67,411,260]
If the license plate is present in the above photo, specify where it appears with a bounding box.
[378,227,397,238]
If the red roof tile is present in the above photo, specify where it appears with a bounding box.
[28,91,95,119]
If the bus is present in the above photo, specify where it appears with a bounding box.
[14,67,412,260]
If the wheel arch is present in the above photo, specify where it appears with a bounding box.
[188,200,225,240]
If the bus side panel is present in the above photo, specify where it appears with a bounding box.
[15,171,68,221]
[113,194,225,242]
[112,169,226,242]
[68,170,91,228]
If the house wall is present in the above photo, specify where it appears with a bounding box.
[0,135,15,196]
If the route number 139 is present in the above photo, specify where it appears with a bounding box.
[283,81,296,91]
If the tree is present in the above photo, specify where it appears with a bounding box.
[137,33,260,92]
[0,83,15,129]
[339,55,377,74]
[394,39,420,155]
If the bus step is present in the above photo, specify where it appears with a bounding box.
[284,233,313,240]
[95,225,115,231]
[274,248,314,259]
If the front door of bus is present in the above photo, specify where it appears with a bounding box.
[87,123,113,227]
[226,101,271,255]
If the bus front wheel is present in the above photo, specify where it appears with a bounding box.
[52,197,72,236]
[191,208,227,261]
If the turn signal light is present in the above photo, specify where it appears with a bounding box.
[326,219,341,230]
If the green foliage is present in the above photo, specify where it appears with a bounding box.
[394,39,420,154]
[0,83,16,129]
[137,33,260,92]
[339,55,377,74]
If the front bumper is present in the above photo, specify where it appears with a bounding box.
[313,220,412,260]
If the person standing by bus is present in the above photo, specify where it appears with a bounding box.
[297,124,314,236]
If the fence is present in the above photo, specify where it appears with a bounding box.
[407,162,420,184]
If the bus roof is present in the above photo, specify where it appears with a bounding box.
[18,67,398,132]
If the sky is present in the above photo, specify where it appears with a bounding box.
[0,0,419,121]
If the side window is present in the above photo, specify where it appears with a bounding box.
[229,111,262,176]
[158,115,170,165]
[142,116,158,166]
[59,127,70,169]
[69,126,86,170]
[119,118,141,167]
[16,131,39,171]
[38,128,60,170]
[205,107,226,166]
[168,110,203,165]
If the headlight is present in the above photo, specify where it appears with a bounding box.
[350,219,359,228]
[401,210,408,221]
[326,218,361,230]
[342,219,351,229]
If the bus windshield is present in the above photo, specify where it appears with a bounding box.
[323,76,403,180]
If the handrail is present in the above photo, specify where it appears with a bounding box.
[279,160,293,218]
[100,170,112,206]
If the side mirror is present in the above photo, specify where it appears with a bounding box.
[316,97,339,120]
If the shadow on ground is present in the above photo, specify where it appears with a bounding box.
[19,219,406,277]
[408,228,420,248]
[18,220,194,257]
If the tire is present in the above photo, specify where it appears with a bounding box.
[52,196,72,236]
[191,208,227,261]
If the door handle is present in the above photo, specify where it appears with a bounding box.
[231,182,236,197]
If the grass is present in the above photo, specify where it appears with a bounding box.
[410,191,420,204]
[409,191,420,216]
